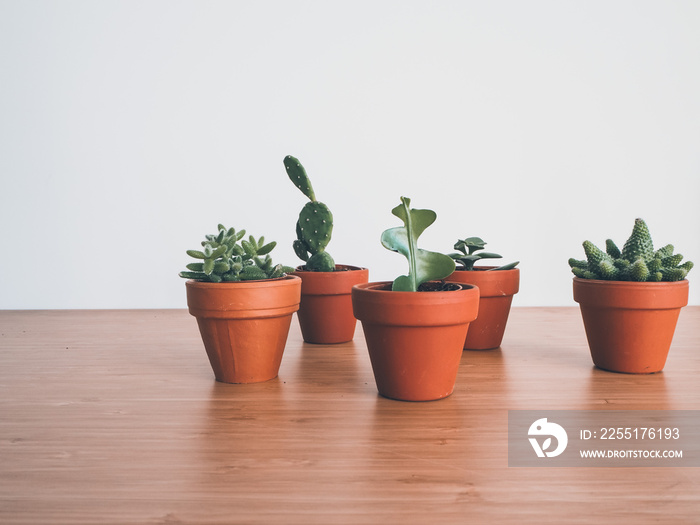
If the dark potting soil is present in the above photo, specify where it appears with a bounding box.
[417,281,462,292]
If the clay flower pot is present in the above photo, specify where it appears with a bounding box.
[351,281,480,401]
[185,276,301,383]
[573,278,689,374]
[292,265,369,344]
[447,267,520,350]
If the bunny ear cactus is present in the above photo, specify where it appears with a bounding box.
[179,224,294,282]
[450,236,519,271]
[569,218,693,282]
[284,155,335,272]
[381,197,456,291]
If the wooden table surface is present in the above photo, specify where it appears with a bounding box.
[1,307,699,524]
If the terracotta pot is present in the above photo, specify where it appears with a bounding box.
[185,276,301,383]
[573,278,689,374]
[351,281,480,401]
[447,267,520,350]
[292,265,369,344]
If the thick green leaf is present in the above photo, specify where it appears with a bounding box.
[489,261,520,271]
[389,197,436,243]
[213,261,230,273]
[390,249,456,291]
[270,264,284,279]
[307,251,335,272]
[210,245,226,258]
[179,271,206,280]
[285,155,316,201]
[293,239,309,261]
[454,237,487,255]
[391,274,415,292]
[381,196,455,291]
[241,265,267,280]
[257,241,277,256]
[241,239,256,256]
[381,226,411,259]
[476,252,503,260]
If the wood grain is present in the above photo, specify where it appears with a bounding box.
[1,307,698,524]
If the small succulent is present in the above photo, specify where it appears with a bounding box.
[568,218,693,282]
[381,197,456,291]
[450,237,519,271]
[284,155,335,272]
[179,224,294,282]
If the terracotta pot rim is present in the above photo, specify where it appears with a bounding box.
[452,266,519,273]
[186,275,301,319]
[352,281,480,327]
[353,281,476,293]
[573,277,688,311]
[294,264,368,272]
[292,265,369,297]
[573,277,688,287]
[185,274,300,289]
[448,267,519,297]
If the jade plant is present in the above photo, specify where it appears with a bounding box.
[179,224,294,282]
[450,237,519,271]
[568,218,693,282]
[381,196,456,291]
[284,155,335,272]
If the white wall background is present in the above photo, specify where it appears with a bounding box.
[1,0,698,309]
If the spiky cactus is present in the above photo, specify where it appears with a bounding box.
[450,236,519,271]
[284,155,335,272]
[568,218,693,282]
[179,224,294,282]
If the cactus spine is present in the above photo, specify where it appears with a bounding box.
[568,218,693,282]
[179,225,294,282]
[284,155,335,272]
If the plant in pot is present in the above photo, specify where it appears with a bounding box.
[351,197,480,401]
[179,224,300,383]
[284,155,368,344]
[569,218,693,374]
[447,237,519,350]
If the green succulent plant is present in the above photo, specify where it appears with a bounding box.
[568,218,693,282]
[284,155,335,272]
[381,196,456,291]
[450,237,519,271]
[179,224,294,282]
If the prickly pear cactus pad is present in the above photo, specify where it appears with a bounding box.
[285,155,335,272]
[568,218,694,282]
[298,201,333,254]
[381,197,456,292]
[284,155,316,201]
[179,225,294,282]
